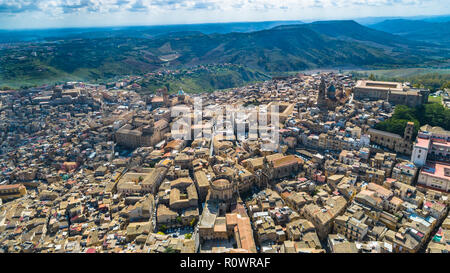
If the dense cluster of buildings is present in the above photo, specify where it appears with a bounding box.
[0,73,447,253]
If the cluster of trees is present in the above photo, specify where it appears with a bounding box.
[362,72,450,91]
[375,103,450,137]
[0,86,12,90]
[243,99,262,107]
[401,73,450,91]
[159,225,167,232]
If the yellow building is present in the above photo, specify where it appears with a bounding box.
[0,184,27,201]
[368,122,415,155]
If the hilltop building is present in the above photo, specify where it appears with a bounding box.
[353,80,429,107]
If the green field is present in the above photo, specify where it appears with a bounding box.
[351,67,450,78]
[428,95,442,103]
[0,66,104,89]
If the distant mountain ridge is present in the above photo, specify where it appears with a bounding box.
[369,19,450,46]
[354,14,450,25]
[0,21,304,43]
[158,21,433,71]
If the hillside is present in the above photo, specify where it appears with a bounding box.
[153,24,420,71]
[300,20,437,48]
[1,20,449,89]
[137,65,270,94]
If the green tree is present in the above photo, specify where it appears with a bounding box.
[375,102,450,137]
[164,246,178,253]
[159,225,167,233]
[442,81,450,89]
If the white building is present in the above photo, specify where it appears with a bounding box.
[417,162,450,193]
[411,125,450,167]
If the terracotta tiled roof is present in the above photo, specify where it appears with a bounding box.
[273,155,303,168]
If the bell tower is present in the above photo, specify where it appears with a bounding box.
[162,87,169,106]
[318,77,328,110]
[404,121,415,141]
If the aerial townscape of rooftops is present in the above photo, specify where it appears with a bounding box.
[0,71,448,254]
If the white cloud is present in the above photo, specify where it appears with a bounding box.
[0,0,446,29]
[0,0,433,14]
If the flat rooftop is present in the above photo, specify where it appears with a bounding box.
[415,137,430,149]
[421,162,450,180]
[355,80,403,91]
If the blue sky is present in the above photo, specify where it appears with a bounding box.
[0,0,449,29]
